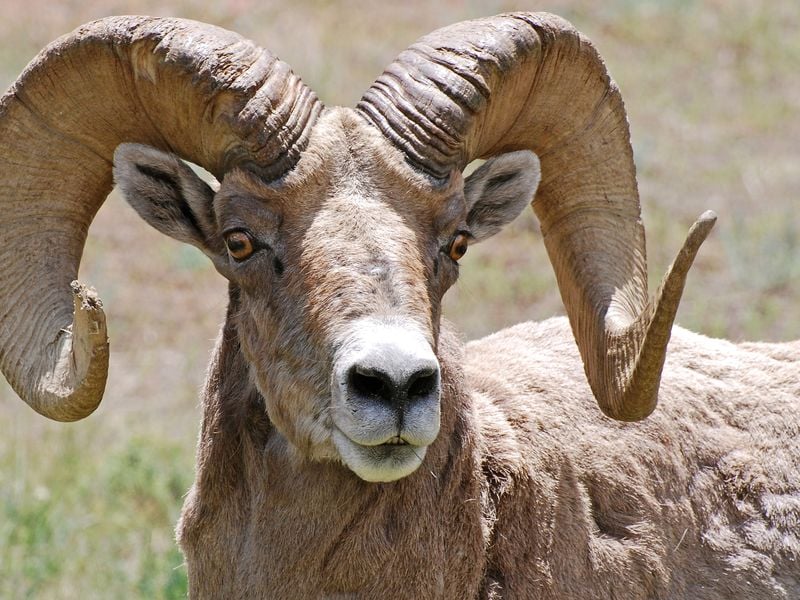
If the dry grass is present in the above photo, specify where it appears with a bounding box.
[1,1,798,597]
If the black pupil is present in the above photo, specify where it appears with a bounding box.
[453,238,467,258]
[228,234,249,255]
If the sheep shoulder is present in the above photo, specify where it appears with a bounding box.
[465,316,800,599]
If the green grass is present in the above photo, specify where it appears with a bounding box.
[1,0,798,597]
[1,419,192,599]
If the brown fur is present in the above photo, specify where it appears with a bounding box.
[178,314,799,599]
[468,319,799,599]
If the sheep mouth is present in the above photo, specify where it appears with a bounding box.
[380,436,409,446]
[331,428,427,483]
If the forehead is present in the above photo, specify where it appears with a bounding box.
[217,107,464,229]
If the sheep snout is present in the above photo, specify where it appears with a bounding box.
[330,319,441,482]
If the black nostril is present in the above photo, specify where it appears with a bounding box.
[407,369,438,399]
[348,366,394,403]
[346,363,440,407]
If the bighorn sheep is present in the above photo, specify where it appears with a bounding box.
[1,12,798,599]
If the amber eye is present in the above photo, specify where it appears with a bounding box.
[448,233,470,262]
[225,231,255,261]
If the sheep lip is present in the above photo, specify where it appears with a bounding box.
[380,436,409,446]
[362,435,410,448]
[341,432,414,449]
[331,428,427,482]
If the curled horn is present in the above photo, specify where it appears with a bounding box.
[0,16,321,421]
[358,12,715,421]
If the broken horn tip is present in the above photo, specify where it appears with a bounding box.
[70,280,104,311]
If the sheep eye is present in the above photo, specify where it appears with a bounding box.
[447,232,470,262]
[225,231,254,261]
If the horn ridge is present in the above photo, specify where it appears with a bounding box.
[358,12,715,420]
[0,16,321,420]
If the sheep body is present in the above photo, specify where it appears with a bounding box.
[472,318,799,598]
[178,315,799,598]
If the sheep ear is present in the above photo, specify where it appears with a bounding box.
[463,150,541,243]
[113,143,222,255]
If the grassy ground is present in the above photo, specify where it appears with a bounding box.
[1,1,798,597]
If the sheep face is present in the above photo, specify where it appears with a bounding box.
[114,108,539,482]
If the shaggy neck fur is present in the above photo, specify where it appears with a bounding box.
[178,291,488,598]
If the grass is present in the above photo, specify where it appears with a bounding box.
[1,0,798,597]
[1,421,191,599]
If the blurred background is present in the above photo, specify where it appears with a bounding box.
[1,0,798,597]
